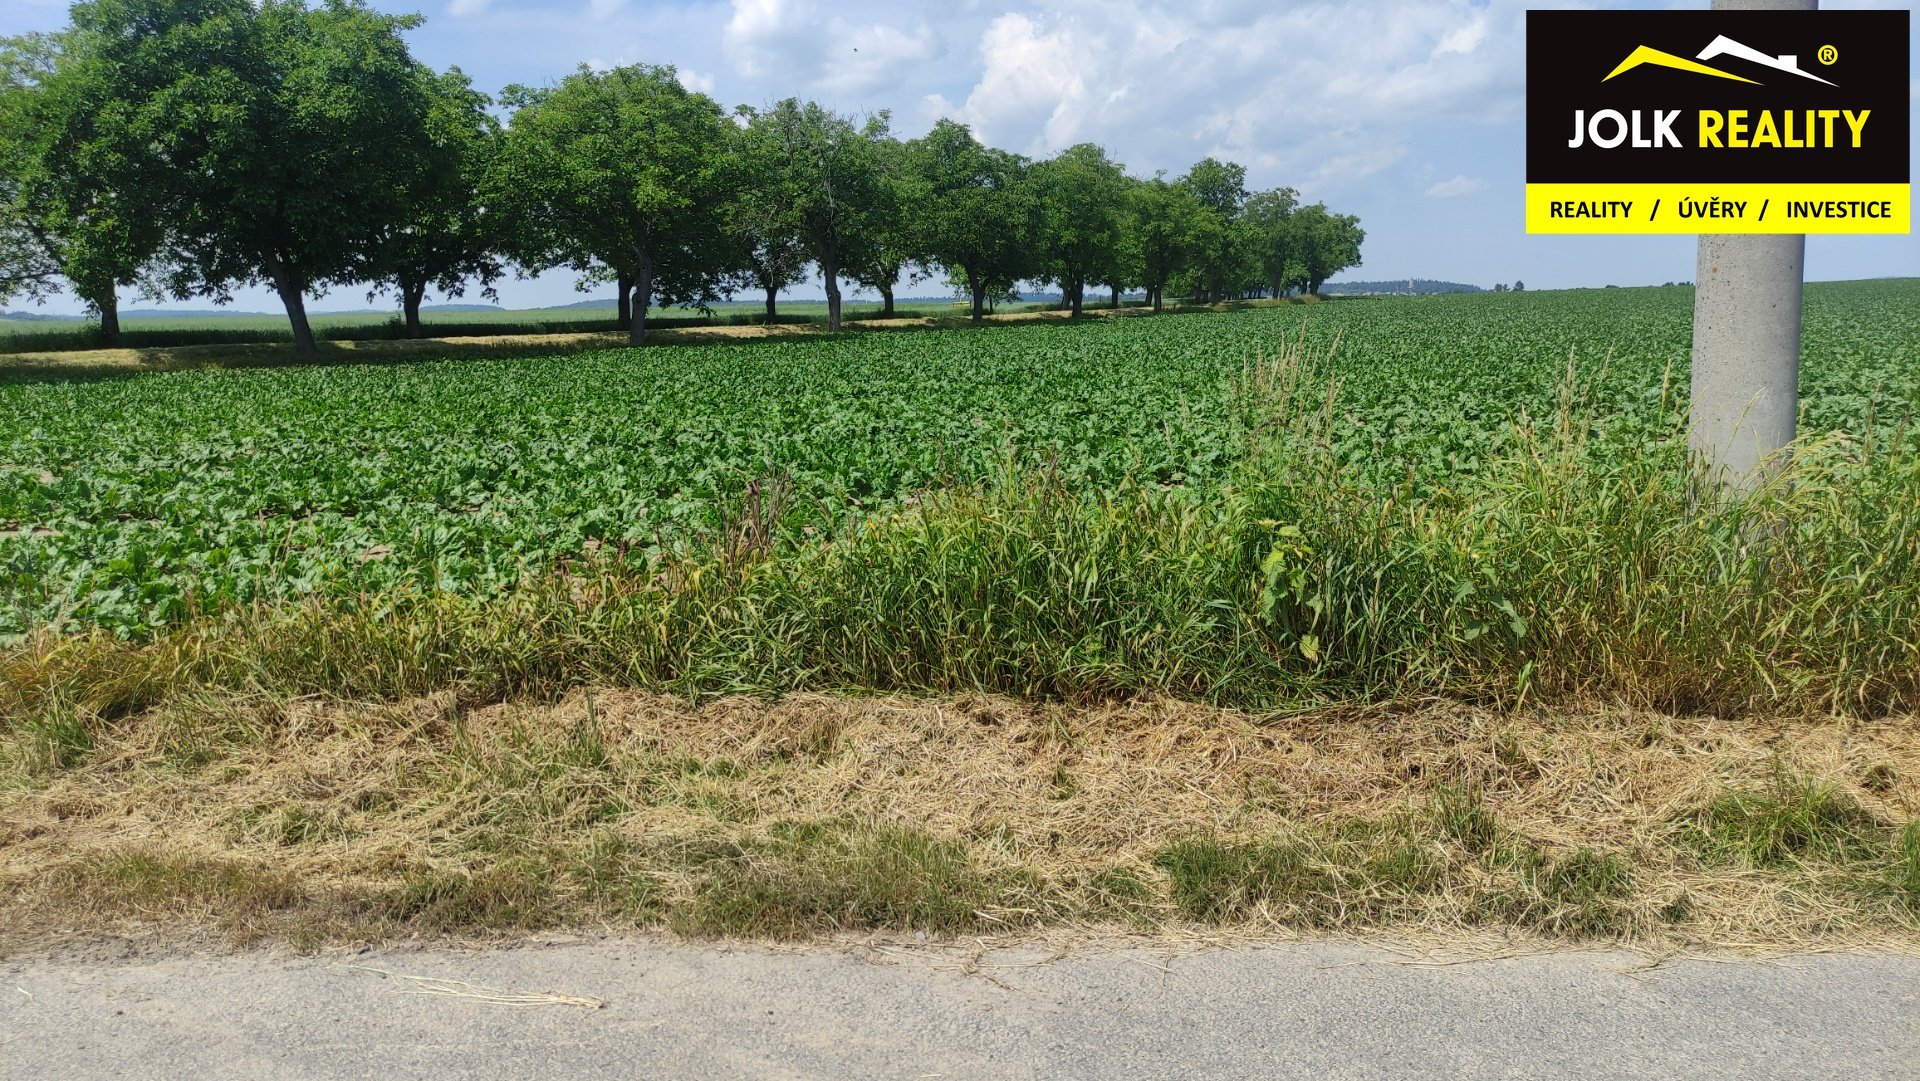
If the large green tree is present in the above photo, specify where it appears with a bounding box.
[1290,203,1366,295]
[1121,173,1202,313]
[363,66,503,338]
[0,36,62,313]
[908,119,1041,323]
[66,0,441,354]
[722,111,809,324]
[1179,157,1250,304]
[738,99,888,332]
[1241,186,1299,299]
[845,134,924,318]
[1034,143,1128,317]
[494,64,733,346]
[0,28,167,344]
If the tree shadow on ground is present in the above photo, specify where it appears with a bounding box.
[0,299,1319,389]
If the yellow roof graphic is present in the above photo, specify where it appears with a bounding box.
[1603,45,1761,84]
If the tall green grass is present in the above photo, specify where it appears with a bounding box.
[5,344,1917,720]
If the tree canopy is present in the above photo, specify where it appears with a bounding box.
[363,65,502,339]
[1034,143,1128,316]
[494,63,733,345]
[844,132,924,318]
[0,35,64,310]
[908,119,1043,323]
[0,2,1369,345]
[722,113,810,325]
[0,25,168,343]
[52,0,447,352]
[1288,204,1367,296]
[737,99,890,332]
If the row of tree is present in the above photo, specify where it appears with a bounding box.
[0,0,1366,353]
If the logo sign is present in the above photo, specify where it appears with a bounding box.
[1526,9,1910,234]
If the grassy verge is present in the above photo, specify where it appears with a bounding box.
[3,339,1917,948]
[2,691,1915,950]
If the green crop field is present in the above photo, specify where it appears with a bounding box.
[1,280,1915,641]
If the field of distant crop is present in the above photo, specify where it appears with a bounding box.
[1,280,1914,638]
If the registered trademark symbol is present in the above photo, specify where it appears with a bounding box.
[1817,44,1838,65]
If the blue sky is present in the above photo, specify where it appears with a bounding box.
[5,0,1916,314]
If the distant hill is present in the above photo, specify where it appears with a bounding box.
[1320,279,1483,296]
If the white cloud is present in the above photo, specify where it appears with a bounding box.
[924,0,1524,191]
[1424,174,1486,198]
[949,14,1089,150]
[1435,16,1486,56]
[468,0,1530,198]
[447,0,489,17]
[723,0,938,99]
[677,67,717,95]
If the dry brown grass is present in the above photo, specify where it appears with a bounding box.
[2,691,1916,953]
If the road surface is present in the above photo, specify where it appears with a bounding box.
[3,939,1916,1079]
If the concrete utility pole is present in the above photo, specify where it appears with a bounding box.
[1688,0,1813,487]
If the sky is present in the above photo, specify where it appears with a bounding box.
[4,0,1916,315]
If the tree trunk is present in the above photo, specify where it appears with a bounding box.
[968,271,985,323]
[1152,285,1163,313]
[879,284,894,317]
[616,271,632,330]
[630,246,653,347]
[823,251,842,332]
[1110,284,1120,310]
[1309,277,1325,296]
[93,288,120,347]
[402,283,425,339]
[1069,279,1083,317]
[266,254,317,355]
[764,284,778,324]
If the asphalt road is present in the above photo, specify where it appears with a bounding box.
[3,939,1917,1079]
